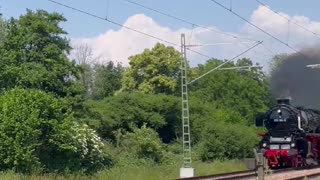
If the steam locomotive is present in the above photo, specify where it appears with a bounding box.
[256,98,320,168]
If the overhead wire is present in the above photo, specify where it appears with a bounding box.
[47,0,215,59]
[48,0,263,69]
[121,0,265,64]
[209,0,303,56]
[188,40,263,85]
[106,0,110,20]
[120,0,257,42]
[188,24,195,46]
[47,0,246,60]
[48,0,179,47]
[255,0,320,39]
[261,42,275,56]
[187,41,257,47]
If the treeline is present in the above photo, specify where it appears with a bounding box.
[0,10,274,174]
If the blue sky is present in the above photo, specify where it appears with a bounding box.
[2,0,319,38]
[2,0,320,68]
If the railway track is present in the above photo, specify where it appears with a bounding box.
[287,172,320,180]
[178,169,257,180]
[178,166,320,180]
[267,166,320,180]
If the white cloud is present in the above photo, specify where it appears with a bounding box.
[247,6,320,47]
[71,6,320,71]
[72,14,186,66]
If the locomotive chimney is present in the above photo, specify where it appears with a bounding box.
[277,98,291,105]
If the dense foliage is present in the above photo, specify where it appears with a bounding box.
[120,125,166,163]
[189,58,272,124]
[0,10,82,97]
[121,43,181,94]
[0,16,6,45]
[196,122,259,161]
[0,9,278,177]
[86,92,180,144]
[0,89,110,173]
[91,62,124,99]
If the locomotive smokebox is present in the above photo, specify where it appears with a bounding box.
[277,98,291,105]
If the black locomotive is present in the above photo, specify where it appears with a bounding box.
[256,98,320,167]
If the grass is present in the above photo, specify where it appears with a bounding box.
[0,160,246,180]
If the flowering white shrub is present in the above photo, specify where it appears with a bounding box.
[69,123,104,157]
[49,119,111,173]
[0,89,111,173]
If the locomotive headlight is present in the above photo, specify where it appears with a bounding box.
[262,142,267,148]
[291,143,295,147]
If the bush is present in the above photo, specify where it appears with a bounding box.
[0,88,110,173]
[197,121,259,161]
[46,121,112,173]
[86,92,180,143]
[120,125,166,163]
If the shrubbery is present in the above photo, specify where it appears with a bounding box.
[0,89,111,173]
[86,92,180,143]
[86,91,263,164]
[196,121,259,161]
[0,8,277,178]
[120,125,165,163]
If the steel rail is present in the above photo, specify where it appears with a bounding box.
[287,171,320,180]
[178,169,257,180]
[178,165,320,180]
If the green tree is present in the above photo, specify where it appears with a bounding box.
[189,58,272,124]
[86,92,180,143]
[92,61,124,99]
[122,43,182,95]
[0,88,110,173]
[0,16,6,45]
[0,10,82,97]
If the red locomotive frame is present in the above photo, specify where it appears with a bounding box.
[259,133,320,168]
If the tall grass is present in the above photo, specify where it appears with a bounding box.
[0,160,246,180]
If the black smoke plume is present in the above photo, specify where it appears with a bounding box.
[271,48,320,109]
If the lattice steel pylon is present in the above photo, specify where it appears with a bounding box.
[180,34,192,168]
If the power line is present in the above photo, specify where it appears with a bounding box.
[48,0,179,47]
[186,47,212,59]
[261,43,275,56]
[106,0,110,20]
[121,0,257,42]
[187,41,257,47]
[188,24,195,46]
[210,0,302,55]
[121,0,266,61]
[47,0,215,60]
[255,0,320,39]
[188,40,263,85]
[48,0,263,65]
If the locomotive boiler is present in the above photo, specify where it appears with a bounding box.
[256,98,320,168]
